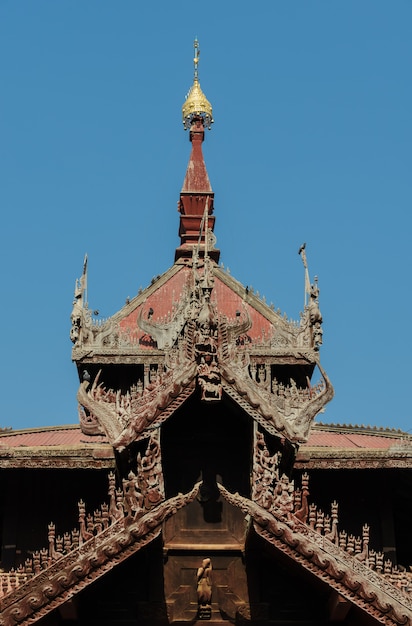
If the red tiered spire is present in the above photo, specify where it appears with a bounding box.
[175,39,219,263]
[175,116,219,262]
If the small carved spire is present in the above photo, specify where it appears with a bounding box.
[299,244,324,349]
[70,254,88,344]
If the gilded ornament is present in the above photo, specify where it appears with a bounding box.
[182,38,213,130]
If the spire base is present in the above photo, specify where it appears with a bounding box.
[175,244,220,264]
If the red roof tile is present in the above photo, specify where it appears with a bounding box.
[0,425,109,449]
[306,430,403,450]
[0,424,409,452]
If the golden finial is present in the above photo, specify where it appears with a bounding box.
[182,38,213,130]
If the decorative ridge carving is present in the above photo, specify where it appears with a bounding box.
[294,453,412,472]
[314,422,412,438]
[111,265,182,323]
[298,243,323,350]
[0,484,200,626]
[214,266,302,333]
[77,366,197,449]
[76,252,333,448]
[213,266,325,352]
[220,358,334,443]
[71,262,182,353]
[217,484,412,625]
[70,254,88,345]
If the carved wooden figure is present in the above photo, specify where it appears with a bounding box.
[196,558,213,620]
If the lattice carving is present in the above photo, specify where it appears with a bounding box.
[0,455,165,604]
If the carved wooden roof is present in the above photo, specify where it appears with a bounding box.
[71,264,319,360]
[296,423,412,470]
[70,257,333,449]
[4,71,410,622]
[6,48,409,626]
[1,476,411,626]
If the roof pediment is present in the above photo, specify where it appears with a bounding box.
[72,262,320,358]
[2,484,411,626]
[0,485,200,626]
[218,484,412,625]
[73,259,332,447]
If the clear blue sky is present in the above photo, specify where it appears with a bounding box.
[1,1,411,433]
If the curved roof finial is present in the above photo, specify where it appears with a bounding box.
[182,38,213,131]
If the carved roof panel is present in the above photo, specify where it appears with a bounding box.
[212,273,294,347]
[117,266,190,350]
[72,262,316,360]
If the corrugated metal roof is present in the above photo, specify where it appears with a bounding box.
[0,423,408,451]
[305,430,402,449]
[0,425,109,448]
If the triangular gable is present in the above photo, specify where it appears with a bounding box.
[72,263,316,357]
[3,484,411,626]
[218,484,412,626]
[74,260,332,448]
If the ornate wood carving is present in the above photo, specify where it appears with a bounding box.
[72,239,333,450]
[217,483,412,625]
[76,257,333,450]
[77,371,196,449]
[196,558,212,620]
[0,483,200,626]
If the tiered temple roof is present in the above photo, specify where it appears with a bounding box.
[1,40,411,626]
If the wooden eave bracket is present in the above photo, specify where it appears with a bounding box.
[328,590,351,621]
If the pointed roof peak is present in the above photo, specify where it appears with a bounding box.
[181,116,212,194]
[175,40,218,263]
